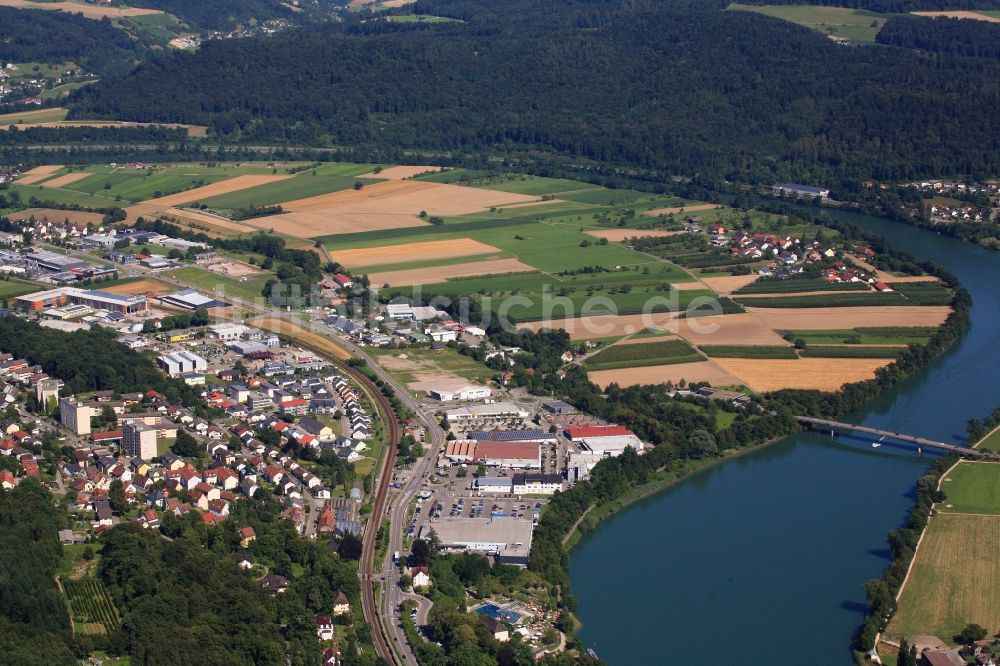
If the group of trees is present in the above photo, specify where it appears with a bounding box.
[0,317,203,405]
[100,488,364,665]
[67,0,1000,182]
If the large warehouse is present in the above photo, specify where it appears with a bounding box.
[419,517,533,566]
[16,287,147,314]
[443,439,541,469]
[159,288,227,310]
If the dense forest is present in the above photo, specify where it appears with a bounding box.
[0,480,76,665]
[0,8,149,77]
[68,0,1000,182]
[737,0,1000,10]
[876,15,1000,60]
[0,126,189,145]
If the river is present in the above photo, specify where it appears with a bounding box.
[569,209,1000,664]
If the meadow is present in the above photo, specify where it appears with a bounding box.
[196,174,380,210]
[168,266,273,302]
[939,462,1000,514]
[0,106,69,124]
[783,327,936,345]
[728,3,890,43]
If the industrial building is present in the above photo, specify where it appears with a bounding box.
[445,402,530,421]
[512,473,564,495]
[425,382,492,402]
[771,183,830,200]
[565,424,645,455]
[444,439,541,469]
[122,422,157,460]
[25,249,86,272]
[159,288,227,310]
[469,429,555,444]
[418,517,533,566]
[157,351,208,376]
[15,287,147,314]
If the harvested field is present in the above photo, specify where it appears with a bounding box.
[698,274,761,294]
[749,306,951,330]
[0,0,161,18]
[102,279,172,296]
[245,317,350,360]
[673,281,711,291]
[144,175,293,207]
[362,165,440,179]
[522,313,676,340]
[589,360,742,389]
[912,10,1000,21]
[671,313,791,346]
[15,208,104,225]
[369,259,535,287]
[256,179,538,238]
[332,238,503,269]
[887,512,1000,644]
[618,334,677,345]
[644,203,720,217]
[17,165,63,185]
[710,357,891,392]
[163,208,258,234]
[584,229,683,242]
[40,172,90,189]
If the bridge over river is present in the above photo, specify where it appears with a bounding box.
[796,416,1000,460]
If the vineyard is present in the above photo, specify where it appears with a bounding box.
[62,576,121,636]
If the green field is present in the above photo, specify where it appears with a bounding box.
[799,345,903,358]
[0,107,69,124]
[387,14,462,23]
[66,170,230,203]
[728,3,890,43]
[733,291,912,308]
[0,280,42,301]
[940,462,1000,514]
[583,339,703,370]
[699,345,798,359]
[783,327,936,345]
[367,345,495,388]
[7,183,120,208]
[448,174,601,196]
[977,426,1000,452]
[197,174,380,210]
[734,277,870,294]
[168,266,273,302]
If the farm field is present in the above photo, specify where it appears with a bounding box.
[696,274,761,294]
[141,174,294,207]
[644,203,721,217]
[670,313,790,347]
[13,208,106,225]
[196,175,377,211]
[939,462,1000,514]
[369,258,535,288]
[15,164,64,185]
[102,278,173,296]
[333,238,504,269]
[0,281,41,300]
[362,165,440,179]
[588,359,743,389]
[582,339,703,370]
[782,327,936,346]
[799,345,903,358]
[40,172,91,189]
[0,107,69,125]
[710,357,892,392]
[699,345,798,359]
[887,511,1000,644]
[749,306,952,330]
[584,229,684,241]
[728,3,890,42]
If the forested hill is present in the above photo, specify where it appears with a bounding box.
[126,0,300,31]
[70,0,1000,182]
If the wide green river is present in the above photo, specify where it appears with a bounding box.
[570,209,1000,663]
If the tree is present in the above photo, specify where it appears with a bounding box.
[338,533,363,560]
[897,638,918,666]
[171,429,202,458]
[955,623,989,645]
[410,539,431,566]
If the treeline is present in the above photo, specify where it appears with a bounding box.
[735,0,1000,11]
[132,217,322,278]
[854,454,956,652]
[68,0,1000,182]
[0,317,202,405]
[0,8,149,77]
[0,480,76,666]
[0,126,189,145]
[877,15,1000,60]
[100,489,364,664]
